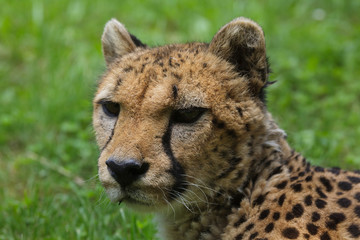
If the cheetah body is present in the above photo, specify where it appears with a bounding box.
[93,17,360,240]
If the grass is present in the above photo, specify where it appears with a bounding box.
[1,0,359,239]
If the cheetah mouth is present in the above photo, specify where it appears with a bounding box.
[121,196,154,206]
[102,180,171,209]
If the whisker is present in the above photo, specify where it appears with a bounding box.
[157,186,176,219]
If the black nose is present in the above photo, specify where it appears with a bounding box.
[105,158,149,187]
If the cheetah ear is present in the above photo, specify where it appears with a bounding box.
[209,17,269,96]
[101,18,146,66]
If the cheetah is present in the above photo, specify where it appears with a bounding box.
[93,17,360,239]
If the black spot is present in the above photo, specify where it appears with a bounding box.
[245,123,250,131]
[168,57,173,67]
[286,212,294,221]
[290,176,298,182]
[202,62,207,68]
[338,181,352,191]
[140,63,146,73]
[326,212,346,230]
[232,157,243,169]
[234,215,246,227]
[273,212,280,220]
[319,177,333,192]
[267,166,283,180]
[348,176,360,184]
[355,192,360,202]
[316,187,327,199]
[171,72,182,81]
[124,66,133,72]
[329,167,340,175]
[304,195,313,206]
[312,212,320,222]
[303,233,310,239]
[298,171,305,177]
[245,223,254,231]
[282,227,299,239]
[259,209,270,220]
[253,194,266,206]
[320,232,331,240]
[314,166,325,172]
[172,85,178,99]
[235,234,243,240]
[265,223,274,233]
[291,183,302,192]
[355,205,360,218]
[237,107,243,117]
[292,204,304,218]
[235,170,244,180]
[306,223,318,235]
[116,78,122,88]
[348,224,360,238]
[305,175,313,182]
[212,118,225,129]
[315,199,327,209]
[227,129,237,138]
[230,192,245,208]
[217,157,242,179]
[278,193,286,206]
[337,198,351,208]
[249,232,258,240]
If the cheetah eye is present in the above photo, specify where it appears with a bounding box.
[172,108,207,124]
[101,101,120,117]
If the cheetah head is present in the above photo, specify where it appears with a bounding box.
[93,17,271,213]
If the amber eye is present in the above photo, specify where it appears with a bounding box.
[101,101,120,117]
[172,108,207,124]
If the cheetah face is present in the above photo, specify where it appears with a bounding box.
[93,18,269,212]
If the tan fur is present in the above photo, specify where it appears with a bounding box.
[93,18,360,240]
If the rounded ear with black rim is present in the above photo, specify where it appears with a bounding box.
[209,17,269,98]
[101,18,146,66]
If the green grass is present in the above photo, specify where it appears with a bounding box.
[1,0,359,239]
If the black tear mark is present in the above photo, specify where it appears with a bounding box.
[101,118,118,152]
[162,121,187,199]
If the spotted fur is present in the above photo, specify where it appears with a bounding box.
[93,17,360,240]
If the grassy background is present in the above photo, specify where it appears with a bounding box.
[1,0,359,239]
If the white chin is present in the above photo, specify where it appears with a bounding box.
[105,187,123,202]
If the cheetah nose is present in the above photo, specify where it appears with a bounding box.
[105,158,149,187]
